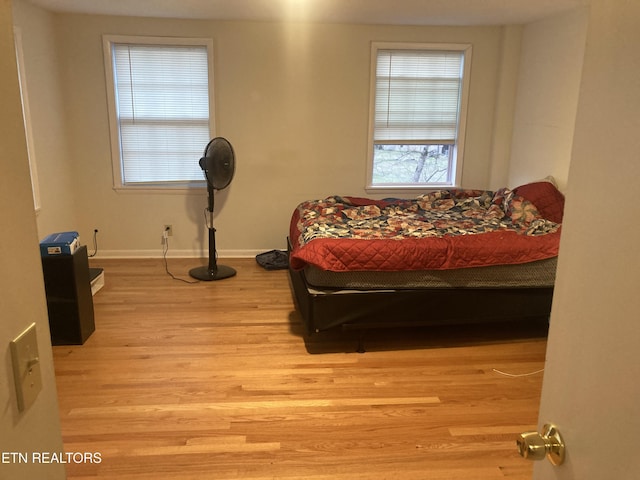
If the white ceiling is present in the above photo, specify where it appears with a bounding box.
[25,0,590,26]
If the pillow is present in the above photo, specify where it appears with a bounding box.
[513,179,565,223]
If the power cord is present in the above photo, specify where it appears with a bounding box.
[162,229,199,284]
[492,368,544,377]
[88,229,99,257]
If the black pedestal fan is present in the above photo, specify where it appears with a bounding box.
[189,137,237,281]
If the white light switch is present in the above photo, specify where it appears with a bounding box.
[10,322,42,412]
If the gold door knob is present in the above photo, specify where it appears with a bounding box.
[517,423,565,466]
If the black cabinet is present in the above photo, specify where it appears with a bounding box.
[41,245,95,345]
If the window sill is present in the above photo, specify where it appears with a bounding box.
[365,184,459,196]
[113,183,207,195]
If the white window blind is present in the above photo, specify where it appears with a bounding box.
[110,42,211,186]
[366,43,471,190]
[374,49,464,144]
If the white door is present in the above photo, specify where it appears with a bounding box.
[532,0,640,478]
[0,3,66,479]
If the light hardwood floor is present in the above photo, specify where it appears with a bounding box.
[52,257,548,479]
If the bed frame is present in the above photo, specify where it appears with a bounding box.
[288,257,553,352]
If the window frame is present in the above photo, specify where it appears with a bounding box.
[365,42,472,193]
[102,35,215,192]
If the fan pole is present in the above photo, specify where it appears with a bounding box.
[189,185,236,281]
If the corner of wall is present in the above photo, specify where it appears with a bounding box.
[488,24,523,190]
[507,8,589,191]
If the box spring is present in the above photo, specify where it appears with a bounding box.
[289,260,555,335]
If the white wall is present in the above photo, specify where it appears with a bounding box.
[12,3,586,259]
[508,8,589,191]
[12,0,78,239]
[534,0,640,477]
[488,25,522,190]
[13,5,513,257]
[0,0,65,478]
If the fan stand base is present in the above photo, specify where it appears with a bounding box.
[189,265,236,281]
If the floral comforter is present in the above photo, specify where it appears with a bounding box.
[289,189,562,272]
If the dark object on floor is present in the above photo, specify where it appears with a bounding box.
[256,250,289,270]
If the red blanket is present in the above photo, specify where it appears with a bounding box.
[289,186,563,272]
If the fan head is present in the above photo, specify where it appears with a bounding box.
[199,137,236,190]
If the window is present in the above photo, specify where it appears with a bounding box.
[103,36,214,190]
[366,43,471,191]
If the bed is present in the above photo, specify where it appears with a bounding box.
[287,179,565,348]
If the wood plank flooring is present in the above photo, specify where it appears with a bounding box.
[52,258,548,479]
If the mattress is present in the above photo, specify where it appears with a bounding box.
[290,184,564,273]
[303,257,557,290]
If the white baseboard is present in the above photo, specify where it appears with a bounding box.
[90,249,272,259]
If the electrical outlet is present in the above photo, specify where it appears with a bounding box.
[164,225,173,236]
